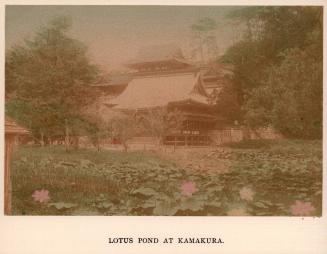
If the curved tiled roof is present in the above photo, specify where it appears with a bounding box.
[108,72,209,110]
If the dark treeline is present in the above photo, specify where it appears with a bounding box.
[221,6,323,139]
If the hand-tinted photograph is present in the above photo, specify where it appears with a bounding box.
[4,5,322,216]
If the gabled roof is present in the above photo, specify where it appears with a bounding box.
[107,72,209,110]
[92,73,133,87]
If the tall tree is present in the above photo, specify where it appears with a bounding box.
[110,112,140,152]
[222,6,322,138]
[190,17,219,63]
[6,16,99,143]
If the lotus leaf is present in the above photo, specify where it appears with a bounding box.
[153,200,178,216]
[48,202,77,210]
[131,187,159,198]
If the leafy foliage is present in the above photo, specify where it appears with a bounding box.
[191,17,217,32]
[244,46,322,138]
[138,108,185,144]
[190,17,219,62]
[110,112,141,151]
[5,16,99,141]
[210,82,242,124]
[222,7,322,138]
[11,140,322,216]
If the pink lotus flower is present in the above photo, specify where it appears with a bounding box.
[32,189,50,203]
[239,187,255,201]
[181,181,198,197]
[290,200,315,216]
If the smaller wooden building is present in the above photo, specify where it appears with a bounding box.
[5,117,28,215]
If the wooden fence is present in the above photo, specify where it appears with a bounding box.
[208,127,283,145]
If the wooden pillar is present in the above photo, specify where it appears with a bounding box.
[4,135,15,215]
[174,136,176,151]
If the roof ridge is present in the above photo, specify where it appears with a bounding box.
[132,72,197,80]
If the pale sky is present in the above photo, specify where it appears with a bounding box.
[5,5,243,71]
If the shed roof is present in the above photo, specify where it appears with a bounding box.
[107,72,209,110]
[5,117,29,135]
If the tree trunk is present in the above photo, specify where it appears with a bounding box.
[40,131,44,147]
[97,139,100,152]
[123,142,128,152]
[252,128,262,139]
[199,35,205,63]
[158,136,162,151]
[73,136,79,150]
[242,127,251,140]
[173,136,176,152]
[65,121,70,152]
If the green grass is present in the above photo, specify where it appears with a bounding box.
[10,140,322,216]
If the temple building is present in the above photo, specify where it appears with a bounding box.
[106,44,225,146]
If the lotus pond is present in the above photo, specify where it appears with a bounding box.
[11,140,322,216]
